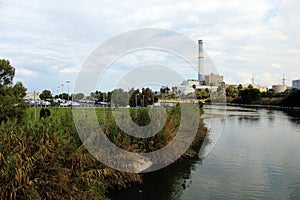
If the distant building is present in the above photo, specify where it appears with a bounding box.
[24,92,40,100]
[253,85,268,92]
[292,79,300,89]
[272,85,287,93]
[176,79,218,95]
[205,74,224,86]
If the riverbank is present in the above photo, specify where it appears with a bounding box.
[228,88,300,109]
[227,103,300,111]
[0,106,207,199]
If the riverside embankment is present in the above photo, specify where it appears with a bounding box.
[0,106,207,199]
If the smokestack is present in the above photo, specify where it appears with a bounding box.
[198,40,204,81]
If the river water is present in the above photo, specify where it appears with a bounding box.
[110,105,300,200]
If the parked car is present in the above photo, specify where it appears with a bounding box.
[71,101,80,107]
[41,101,51,107]
[59,101,81,107]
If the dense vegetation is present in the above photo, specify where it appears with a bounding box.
[0,59,27,123]
[280,90,300,107]
[0,107,206,199]
[228,84,300,107]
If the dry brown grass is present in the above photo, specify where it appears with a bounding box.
[0,110,140,199]
[0,107,206,199]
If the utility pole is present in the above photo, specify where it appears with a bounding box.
[251,76,255,85]
[282,74,286,86]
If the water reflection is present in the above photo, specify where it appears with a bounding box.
[109,156,202,200]
[283,109,300,126]
[267,110,275,123]
[109,106,300,199]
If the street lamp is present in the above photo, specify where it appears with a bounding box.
[57,86,60,96]
[66,80,70,101]
[61,84,64,100]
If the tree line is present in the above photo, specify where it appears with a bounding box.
[39,87,159,108]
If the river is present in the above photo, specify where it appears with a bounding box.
[109,105,300,200]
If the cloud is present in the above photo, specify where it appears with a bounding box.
[0,0,299,91]
[16,68,39,77]
[59,67,80,74]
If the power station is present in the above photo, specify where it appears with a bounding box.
[176,39,224,95]
[198,40,204,81]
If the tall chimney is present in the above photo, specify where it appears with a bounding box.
[198,40,204,81]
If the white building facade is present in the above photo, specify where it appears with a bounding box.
[272,85,287,93]
[176,79,218,95]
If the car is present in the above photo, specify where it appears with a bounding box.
[71,101,80,107]
[59,102,70,107]
[41,101,51,107]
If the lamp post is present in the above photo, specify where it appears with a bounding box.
[66,80,70,101]
[57,86,60,96]
[61,84,64,100]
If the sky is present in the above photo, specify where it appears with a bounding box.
[0,0,300,94]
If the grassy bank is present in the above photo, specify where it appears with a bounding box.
[0,106,206,199]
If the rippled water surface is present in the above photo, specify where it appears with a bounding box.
[110,105,300,200]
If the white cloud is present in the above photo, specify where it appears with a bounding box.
[59,67,80,74]
[16,68,39,77]
[0,0,299,91]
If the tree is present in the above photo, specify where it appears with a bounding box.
[39,90,52,100]
[237,84,243,91]
[141,87,155,107]
[0,59,15,86]
[239,88,260,104]
[111,88,129,107]
[0,59,27,122]
[192,84,196,91]
[247,84,254,89]
[281,89,300,107]
[217,83,225,93]
[226,85,239,98]
[73,93,84,100]
[195,89,209,99]
[54,93,70,100]
[129,89,141,107]
[90,92,95,98]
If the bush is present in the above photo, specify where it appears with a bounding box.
[280,90,300,107]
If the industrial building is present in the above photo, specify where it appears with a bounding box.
[176,79,218,95]
[272,85,287,93]
[292,79,300,89]
[205,74,224,86]
[176,79,216,95]
[253,85,268,93]
[198,40,204,81]
[175,39,223,95]
[24,92,41,100]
